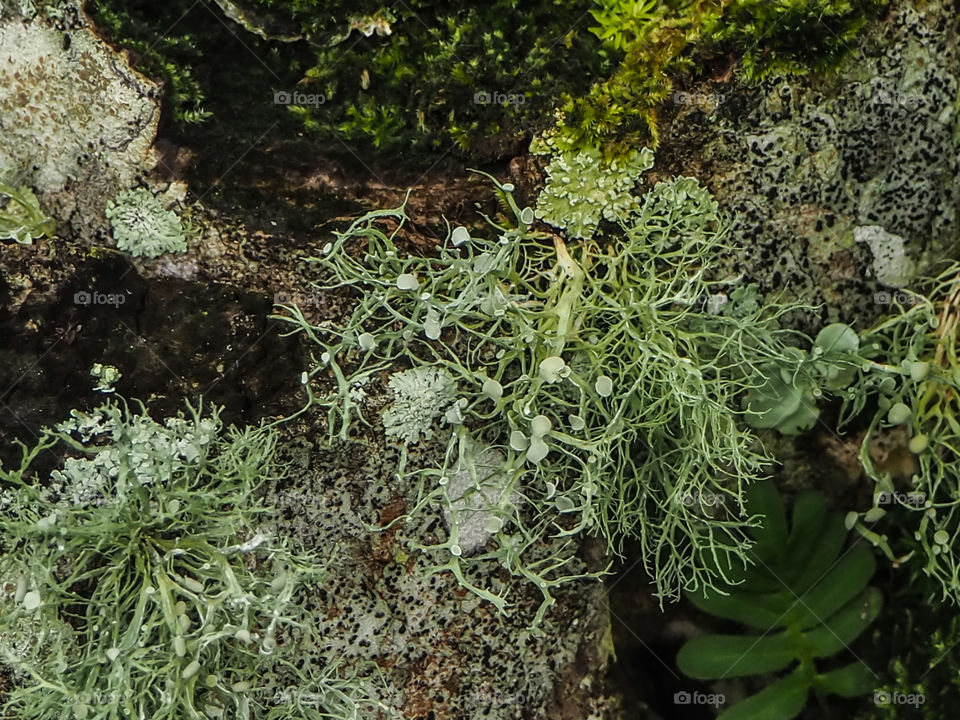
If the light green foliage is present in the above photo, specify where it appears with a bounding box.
[105,188,188,258]
[276,170,822,623]
[589,0,659,51]
[678,481,882,720]
[382,366,458,445]
[835,264,960,603]
[0,177,56,245]
[544,0,885,156]
[743,260,960,606]
[0,399,384,719]
[743,321,862,435]
[534,146,654,239]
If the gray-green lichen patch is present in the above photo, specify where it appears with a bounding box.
[0,1,159,240]
[105,188,188,258]
[853,224,916,287]
[443,439,517,556]
[660,0,960,329]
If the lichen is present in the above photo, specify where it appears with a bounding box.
[105,188,188,258]
[535,146,655,239]
[854,225,916,288]
[672,2,960,328]
[381,366,458,445]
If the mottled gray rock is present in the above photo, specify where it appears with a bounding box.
[0,1,159,240]
[661,0,960,331]
[267,428,614,720]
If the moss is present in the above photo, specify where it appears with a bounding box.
[548,0,888,156]
[85,0,888,159]
[700,0,889,81]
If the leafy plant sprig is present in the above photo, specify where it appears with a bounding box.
[0,178,56,245]
[837,263,960,600]
[677,481,882,720]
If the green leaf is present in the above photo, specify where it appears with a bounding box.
[814,323,859,355]
[677,632,797,679]
[718,666,810,720]
[783,513,847,594]
[814,661,876,697]
[744,480,788,562]
[686,587,791,631]
[781,544,876,631]
[783,490,828,568]
[744,371,820,435]
[799,587,883,658]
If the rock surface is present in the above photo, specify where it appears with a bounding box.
[0,0,159,240]
[658,0,960,331]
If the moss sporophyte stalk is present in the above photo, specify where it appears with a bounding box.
[274,163,838,625]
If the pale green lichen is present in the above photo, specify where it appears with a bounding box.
[382,366,458,445]
[854,225,916,288]
[535,146,655,239]
[0,398,390,720]
[89,362,121,393]
[105,188,188,258]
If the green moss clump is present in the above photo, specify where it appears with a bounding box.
[86,0,887,158]
[547,0,887,155]
[285,1,613,154]
[700,0,888,81]
[88,0,212,126]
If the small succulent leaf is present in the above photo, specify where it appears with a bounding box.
[784,490,828,565]
[744,480,789,563]
[799,587,883,658]
[814,660,876,698]
[744,368,820,435]
[784,513,848,594]
[744,373,803,429]
[777,400,820,435]
[685,587,792,631]
[676,632,797,680]
[717,666,809,720]
[782,544,876,631]
[814,323,859,356]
